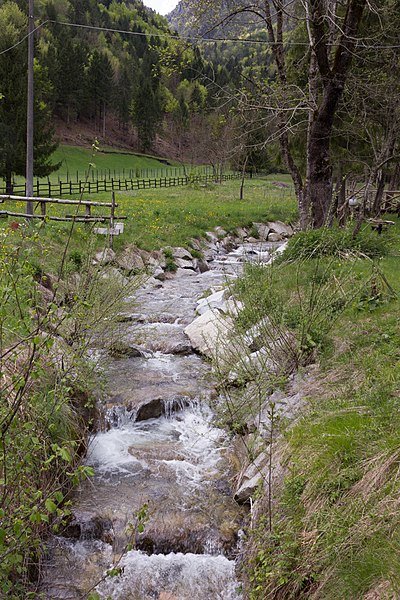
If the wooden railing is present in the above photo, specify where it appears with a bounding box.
[0,194,127,224]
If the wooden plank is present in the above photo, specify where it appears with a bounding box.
[0,210,108,222]
[0,195,116,207]
[65,214,127,220]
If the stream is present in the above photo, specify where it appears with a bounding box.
[40,242,276,600]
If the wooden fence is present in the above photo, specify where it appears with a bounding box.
[0,172,242,198]
[346,188,400,214]
[0,194,127,225]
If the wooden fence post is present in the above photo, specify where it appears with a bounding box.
[109,191,115,249]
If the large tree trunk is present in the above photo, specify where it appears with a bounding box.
[308,0,367,228]
[307,82,342,227]
[372,170,386,216]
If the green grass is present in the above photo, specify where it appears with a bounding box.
[2,176,297,253]
[242,219,400,599]
[51,144,180,180]
[77,177,297,251]
[9,144,186,184]
[0,176,297,295]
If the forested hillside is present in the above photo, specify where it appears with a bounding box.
[0,0,226,188]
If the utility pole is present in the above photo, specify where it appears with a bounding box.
[26,0,34,215]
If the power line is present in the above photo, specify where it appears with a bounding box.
[0,18,400,57]
[0,20,49,56]
[46,20,400,49]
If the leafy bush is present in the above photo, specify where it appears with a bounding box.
[163,248,177,272]
[281,226,389,261]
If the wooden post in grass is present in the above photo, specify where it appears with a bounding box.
[109,191,116,249]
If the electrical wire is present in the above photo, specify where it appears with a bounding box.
[0,17,399,57]
[0,20,49,55]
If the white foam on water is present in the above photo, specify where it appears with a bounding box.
[96,550,243,600]
[87,406,226,486]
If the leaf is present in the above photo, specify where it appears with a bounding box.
[45,499,57,513]
[29,511,42,524]
[54,491,64,503]
[59,447,71,462]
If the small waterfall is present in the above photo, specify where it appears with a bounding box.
[104,405,137,428]
[163,395,199,418]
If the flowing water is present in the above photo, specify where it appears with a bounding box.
[40,245,266,600]
[40,242,280,599]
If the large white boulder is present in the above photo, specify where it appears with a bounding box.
[184,309,233,359]
[196,290,226,315]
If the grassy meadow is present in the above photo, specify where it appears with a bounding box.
[2,176,297,258]
[6,144,185,185]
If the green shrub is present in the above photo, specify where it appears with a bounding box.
[281,226,389,261]
[68,250,83,271]
[163,248,177,272]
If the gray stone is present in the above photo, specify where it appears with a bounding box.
[117,245,145,271]
[135,396,191,421]
[174,267,198,278]
[37,283,54,305]
[236,227,249,240]
[234,452,270,504]
[247,236,259,244]
[172,247,193,260]
[151,250,166,268]
[153,267,166,281]
[221,236,236,252]
[267,221,294,237]
[101,267,129,286]
[214,226,227,238]
[197,260,210,273]
[63,512,114,544]
[136,398,164,421]
[258,392,303,433]
[108,341,148,358]
[184,309,233,358]
[138,248,151,264]
[175,257,195,270]
[205,231,219,243]
[268,232,283,242]
[196,290,226,315]
[94,248,116,265]
[253,223,270,241]
[189,238,203,251]
[244,317,272,351]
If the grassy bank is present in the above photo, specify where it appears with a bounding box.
[0,221,142,597]
[234,223,400,598]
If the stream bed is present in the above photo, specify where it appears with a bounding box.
[40,242,279,599]
[40,252,250,599]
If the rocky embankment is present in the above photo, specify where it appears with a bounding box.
[92,220,294,279]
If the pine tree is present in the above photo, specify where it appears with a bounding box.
[132,75,162,152]
[0,2,59,193]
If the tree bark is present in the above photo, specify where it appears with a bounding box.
[308,0,367,227]
[307,80,342,227]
